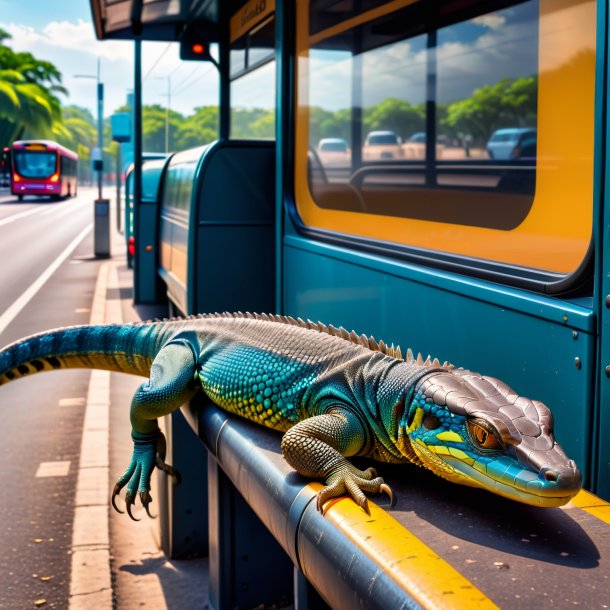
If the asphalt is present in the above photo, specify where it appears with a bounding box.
[68,193,209,609]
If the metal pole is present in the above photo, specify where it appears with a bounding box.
[116,145,122,232]
[133,38,143,303]
[165,77,170,153]
[97,57,104,200]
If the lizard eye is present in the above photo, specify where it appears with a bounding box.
[468,420,502,450]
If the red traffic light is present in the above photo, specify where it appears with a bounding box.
[180,30,215,62]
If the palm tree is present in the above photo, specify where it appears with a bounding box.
[0,28,68,148]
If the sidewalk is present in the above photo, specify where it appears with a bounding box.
[71,200,209,609]
[110,257,209,610]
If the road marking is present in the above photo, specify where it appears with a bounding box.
[0,224,92,337]
[0,198,86,226]
[36,461,71,477]
[0,205,47,226]
[59,397,86,407]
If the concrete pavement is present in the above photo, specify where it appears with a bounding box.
[68,197,209,609]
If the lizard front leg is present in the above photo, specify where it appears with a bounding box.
[280,408,393,514]
[112,340,199,520]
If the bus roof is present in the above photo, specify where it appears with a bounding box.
[12,140,78,159]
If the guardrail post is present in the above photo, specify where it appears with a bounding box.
[158,410,208,558]
[294,568,331,610]
[207,454,293,609]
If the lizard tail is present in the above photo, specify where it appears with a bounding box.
[0,322,166,385]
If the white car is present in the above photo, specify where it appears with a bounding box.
[363,131,403,160]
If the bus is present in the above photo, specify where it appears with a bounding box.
[92,0,610,607]
[123,153,169,268]
[10,140,78,201]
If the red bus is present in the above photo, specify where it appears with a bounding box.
[11,140,78,201]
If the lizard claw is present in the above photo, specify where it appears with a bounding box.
[139,491,156,519]
[112,430,181,520]
[125,491,141,522]
[316,463,391,514]
[111,482,126,514]
[380,483,395,507]
[357,495,371,516]
[155,455,182,485]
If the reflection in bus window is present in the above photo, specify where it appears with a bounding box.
[306,1,539,230]
[230,14,276,140]
[296,0,596,275]
[436,10,538,163]
[230,60,276,139]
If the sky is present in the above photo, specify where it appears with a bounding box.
[0,0,219,119]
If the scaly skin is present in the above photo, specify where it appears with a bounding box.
[0,313,582,518]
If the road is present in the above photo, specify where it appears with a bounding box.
[0,187,100,609]
[0,186,208,610]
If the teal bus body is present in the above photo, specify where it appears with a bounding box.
[157,139,276,316]
[137,0,609,505]
[124,153,169,268]
[88,0,610,605]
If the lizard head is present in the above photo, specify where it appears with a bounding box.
[399,368,582,507]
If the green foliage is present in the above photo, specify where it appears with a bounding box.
[363,98,425,141]
[442,76,537,143]
[0,32,66,147]
[56,105,97,149]
[231,107,274,139]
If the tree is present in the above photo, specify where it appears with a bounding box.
[0,29,67,148]
[364,98,425,142]
[55,106,97,183]
[443,76,537,143]
[231,107,272,139]
[172,105,218,150]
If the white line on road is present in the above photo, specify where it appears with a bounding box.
[36,461,71,477]
[0,197,87,225]
[0,223,92,337]
[0,205,50,226]
[59,397,86,407]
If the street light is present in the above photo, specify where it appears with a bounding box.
[75,58,104,199]
[152,76,171,153]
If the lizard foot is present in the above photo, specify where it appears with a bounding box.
[317,464,395,514]
[111,429,180,520]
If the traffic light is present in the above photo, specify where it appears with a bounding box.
[180,30,212,61]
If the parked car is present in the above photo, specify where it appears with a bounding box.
[316,138,351,167]
[407,132,426,144]
[486,128,537,160]
[363,130,403,160]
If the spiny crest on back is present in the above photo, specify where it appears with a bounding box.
[148,311,453,368]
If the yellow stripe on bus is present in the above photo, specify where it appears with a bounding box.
[309,483,499,609]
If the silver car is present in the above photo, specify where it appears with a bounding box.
[486,128,536,160]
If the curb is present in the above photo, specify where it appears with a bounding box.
[68,261,121,609]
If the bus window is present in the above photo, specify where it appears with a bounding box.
[295,0,596,278]
[14,151,57,178]
[230,5,276,140]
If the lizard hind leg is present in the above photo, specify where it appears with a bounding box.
[280,409,394,515]
[112,340,199,520]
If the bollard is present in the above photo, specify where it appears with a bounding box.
[94,198,111,258]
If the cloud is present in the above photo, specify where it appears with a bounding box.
[3,20,132,62]
[472,15,506,30]
[0,19,218,116]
